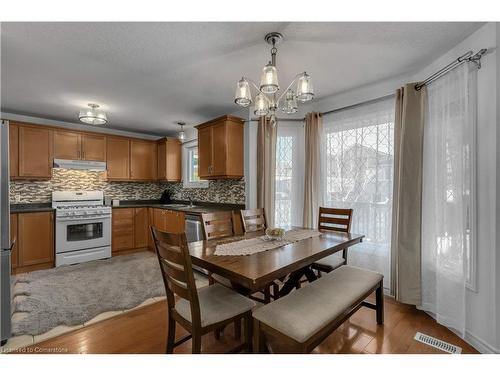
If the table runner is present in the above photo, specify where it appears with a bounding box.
[214,228,322,256]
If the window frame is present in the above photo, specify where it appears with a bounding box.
[182,139,208,189]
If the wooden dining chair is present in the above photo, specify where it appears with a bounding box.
[240,208,267,233]
[200,211,235,240]
[311,207,354,276]
[150,226,255,354]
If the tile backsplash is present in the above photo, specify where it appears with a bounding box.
[10,168,246,204]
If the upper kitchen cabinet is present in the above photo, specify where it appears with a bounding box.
[130,140,157,181]
[17,123,53,179]
[195,115,244,179]
[157,137,181,182]
[54,131,106,161]
[106,137,130,180]
[9,122,19,178]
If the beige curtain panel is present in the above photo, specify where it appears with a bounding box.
[257,116,277,227]
[391,83,427,305]
[303,112,323,228]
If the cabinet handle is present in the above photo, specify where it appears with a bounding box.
[77,150,80,159]
[82,151,84,159]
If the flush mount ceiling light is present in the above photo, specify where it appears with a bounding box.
[78,103,108,125]
[177,122,186,140]
[234,32,314,122]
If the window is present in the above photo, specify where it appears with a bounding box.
[322,98,395,288]
[183,140,208,188]
[274,122,304,227]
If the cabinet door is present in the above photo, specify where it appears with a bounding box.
[106,137,130,180]
[54,130,81,160]
[164,210,185,234]
[197,126,212,178]
[211,122,227,176]
[112,208,134,252]
[166,139,182,181]
[130,140,157,180]
[18,126,53,178]
[18,212,54,267]
[81,134,106,161]
[134,207,149,249]
[157,141,166,180]
[10,214,18,271]
[9,123,18,177]
[153,208,167,232]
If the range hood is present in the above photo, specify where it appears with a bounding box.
[53,158,106,171]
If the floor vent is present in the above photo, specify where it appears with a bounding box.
[414,332,462,354]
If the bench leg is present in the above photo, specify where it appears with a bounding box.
[253,319,266,353]
[376,281,384,324]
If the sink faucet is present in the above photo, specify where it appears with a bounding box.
[188,197,194,207]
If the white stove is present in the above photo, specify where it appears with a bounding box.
[52,191,112,266]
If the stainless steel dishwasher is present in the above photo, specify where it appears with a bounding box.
[185,214,203,243]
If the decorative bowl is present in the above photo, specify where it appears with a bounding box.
[265,228,285,241]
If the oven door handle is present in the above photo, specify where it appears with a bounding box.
[56,215,111,222]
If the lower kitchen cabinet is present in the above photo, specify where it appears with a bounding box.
[152,208,185,234]
[10,214,18,271]
[11,211,55,274]
[112,207,153,255]
[112,208,135,254]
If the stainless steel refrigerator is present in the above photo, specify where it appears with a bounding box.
[1,120,13,346]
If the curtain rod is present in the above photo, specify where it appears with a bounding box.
[415,48,488,91]
[244,93,395,123]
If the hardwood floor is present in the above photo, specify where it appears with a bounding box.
[16,293,478,354]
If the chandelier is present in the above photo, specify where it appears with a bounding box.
[234,32,314,123]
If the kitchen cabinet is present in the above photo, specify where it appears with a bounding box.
[106,137,130,180]
[9,122,18,178]
[14,211,54,273]
[54,130,106,161]
[153,208,185,234]
[18,124,53,179]
[134,207,149,249]
[195,115,244,179]
[10,214,18,271]
[157,137,182,182]
[130,140,157,180]
[81,134,106,161]
[112,208,135,253]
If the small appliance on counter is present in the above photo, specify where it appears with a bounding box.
[160,189,172,204]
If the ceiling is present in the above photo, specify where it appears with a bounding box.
[1,22,483,136]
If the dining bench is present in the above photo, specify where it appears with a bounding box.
[252,265,384,353]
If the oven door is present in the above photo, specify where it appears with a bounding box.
[56,216,111,253]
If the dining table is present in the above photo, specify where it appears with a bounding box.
[188,228,364,298]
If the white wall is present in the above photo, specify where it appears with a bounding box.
[243,22,499,353]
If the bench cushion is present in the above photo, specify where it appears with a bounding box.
[176,284,255,327]
[252,265,383,343]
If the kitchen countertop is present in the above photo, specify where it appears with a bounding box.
[10,203,55,213]
[10,200,245,215]
[111,200,245,216]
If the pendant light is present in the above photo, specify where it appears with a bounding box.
[282,90,298,114]
[296,72,314,102]
[254,93,269,116]
[177,122,186,140]
[79,103,108,125]
[234,78,252,107]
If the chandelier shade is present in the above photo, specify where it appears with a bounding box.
[234,32,314,120]
[282,90,298,114]
[234,78,252,107]
[254,93,269,116]
[78,103,107,125]
[260,63,279,94]
[296,73,314,102]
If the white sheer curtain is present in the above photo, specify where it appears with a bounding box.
[322,98,395,287]
[274,121,305,227]
[421,63,476,336]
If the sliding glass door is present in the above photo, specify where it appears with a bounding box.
[322,98,395,287]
